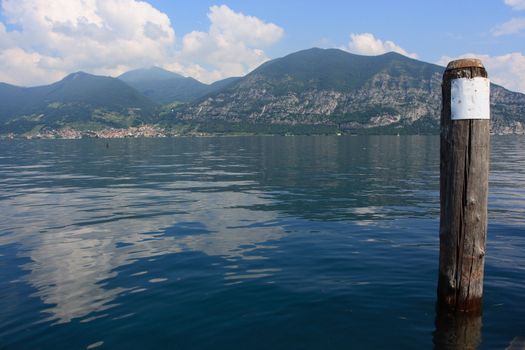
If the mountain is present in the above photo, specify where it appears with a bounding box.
[0,72,157,134]
[0,83,29,124]
[2,49,525,136]
[118,66,185,82]
[118,67,241,105]
[118,67,208,104]
[207,77,241,94]
[168,48,525,134]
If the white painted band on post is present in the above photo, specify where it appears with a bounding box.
[451,77,490,120]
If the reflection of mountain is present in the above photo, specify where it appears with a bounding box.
[244,135,440,220]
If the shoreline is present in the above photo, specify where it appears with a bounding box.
[1,125,524,141]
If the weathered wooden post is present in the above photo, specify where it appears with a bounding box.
[438,59,490,314]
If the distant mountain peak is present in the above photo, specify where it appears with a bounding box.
[117,66,233,104]
[145,66,176,73]
[63,71,92,80]
[118,67,185,82]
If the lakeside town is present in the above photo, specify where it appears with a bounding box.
[0,125,189,140]
[2,122,525,140]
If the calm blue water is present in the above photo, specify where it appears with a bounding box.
[0,135,523,349]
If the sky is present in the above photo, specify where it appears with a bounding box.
[0,0,524,92]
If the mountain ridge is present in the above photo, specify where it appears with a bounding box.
[117,66,241,104]
[167,48,525,135]
[1,48,525,136]
[0,72,157,134]
[118,66,185,82]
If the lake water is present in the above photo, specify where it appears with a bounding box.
[0,135,523,349]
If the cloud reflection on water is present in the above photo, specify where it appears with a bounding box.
[0,182,285,323]
[0,135,471,324]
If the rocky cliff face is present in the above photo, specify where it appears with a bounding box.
[490,85,525,134]
[171,48,525,134]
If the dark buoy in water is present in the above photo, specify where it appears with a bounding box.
[106,142,109,148]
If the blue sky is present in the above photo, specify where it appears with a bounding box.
[1,0,524,92]
[149,0,522,60]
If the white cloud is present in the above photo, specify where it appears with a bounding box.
[492,1,525,36]
[0,2,284,86]
[492,17,525,36]
[0,48,65,86]
[0,0,176,86]
[505,0,525,10]
[342,33,418,59]
[0,22,14,49]
[438,52,525,93]
[175,5,284,83]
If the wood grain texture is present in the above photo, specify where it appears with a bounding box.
[438,60,490,314]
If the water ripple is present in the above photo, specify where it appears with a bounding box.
[0,136,523,349]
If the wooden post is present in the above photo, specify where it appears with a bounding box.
[438,59,490,314]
